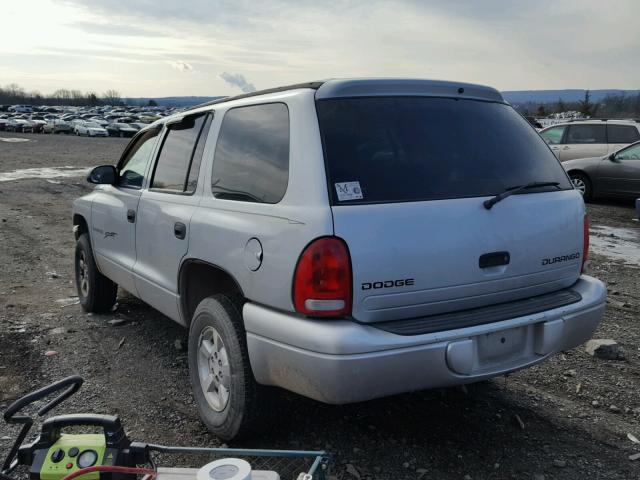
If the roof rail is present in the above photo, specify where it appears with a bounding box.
[188,81,325,111]
[566,117,640,123]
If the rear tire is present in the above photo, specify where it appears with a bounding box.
[188,294,275,440]
[75,234,117,313]
[569,172,593,202]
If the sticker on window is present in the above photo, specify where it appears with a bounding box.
[335,181,363,201]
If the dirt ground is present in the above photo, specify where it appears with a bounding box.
[1,131,640,480]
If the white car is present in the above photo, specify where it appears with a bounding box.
[75,121,109,137]
[539,120,640,161]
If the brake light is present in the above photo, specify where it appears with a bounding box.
[582,215,589,272]
[293,237,352,317]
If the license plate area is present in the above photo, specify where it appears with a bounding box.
[476,326,526,366]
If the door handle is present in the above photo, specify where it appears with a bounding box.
[126,209,136,223]
[174,222,187,240]
[562,146,570,150]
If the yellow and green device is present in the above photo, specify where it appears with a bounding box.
[1,377,139,480]
[19,414,133,480]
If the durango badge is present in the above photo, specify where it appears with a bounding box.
[541,252,580,266]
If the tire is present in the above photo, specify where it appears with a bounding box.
[74,233,117,313]
[569,172,593,202]
[188,294,275,440]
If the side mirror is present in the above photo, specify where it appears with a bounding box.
[608,153,619,162]
[88,165,117,184]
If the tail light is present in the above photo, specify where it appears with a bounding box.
[293,237,352,317]
[582,215,589,272]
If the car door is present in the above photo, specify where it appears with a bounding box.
[90,128,161,294]
[598,143,640,196]
[607,124,640,155]
[539,125,566,159]
[560,124,607,161]
[133,112,212,322]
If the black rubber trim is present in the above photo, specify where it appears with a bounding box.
[372,288,582,335]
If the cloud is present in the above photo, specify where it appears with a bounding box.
[70,20,160,37]
[219,72,256,93]
[169,60,194,72]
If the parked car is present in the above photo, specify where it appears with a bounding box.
[31,119,47,133]
[563,141,640,200]
[43,120,72,134]
[73,78,606,440]
[10,104,33,113]
[539,120,640,161]
[106,123,137,137]
[5,118,31,132]
[75,121,109,137]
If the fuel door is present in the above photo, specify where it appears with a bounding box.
[243,238,263,271]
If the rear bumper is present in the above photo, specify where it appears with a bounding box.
[244,275,606,404]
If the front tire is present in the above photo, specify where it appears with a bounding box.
[75,234,117,312]
[569,172,593,201]
[188,294,274,440]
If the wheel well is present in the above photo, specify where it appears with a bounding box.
[73,214,89,240]
[179,261,244,325]
[567,169,588,179]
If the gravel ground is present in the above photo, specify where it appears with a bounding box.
[1,131,640,479]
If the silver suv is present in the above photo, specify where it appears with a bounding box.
[72,79,606,440]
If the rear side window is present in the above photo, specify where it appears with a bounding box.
[540,126,566,145]
[151,113,210,193]
[211,103,289,203]
[565,124,606,144]
[607,125,640,144]
[317,97,572,205]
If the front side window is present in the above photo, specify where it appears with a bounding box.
[151,113,208,193]
[607,125,640,144]
[566,124,606,144]
[117,129,160,188]
[616,143,640,161]
[540,126,566,145]
[211,103,289,203]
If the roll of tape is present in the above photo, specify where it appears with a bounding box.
[196,458,252,480]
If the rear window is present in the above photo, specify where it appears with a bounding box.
[317,97,572,204]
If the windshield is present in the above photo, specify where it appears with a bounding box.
[317,97,572,205]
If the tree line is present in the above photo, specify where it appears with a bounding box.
[516,90,640,119]
[0,83,134,107]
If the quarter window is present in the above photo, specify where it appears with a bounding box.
[117,129,160,189]
[607,125,640,144]
[540,126,565,145]
[211,103,290,203]
[151,113,209,193]
[566,124,606,144]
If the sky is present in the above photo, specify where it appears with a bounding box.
[1,0,639,98]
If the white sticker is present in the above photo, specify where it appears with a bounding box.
[335,181,363,201]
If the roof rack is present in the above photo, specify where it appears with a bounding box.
[566,118,640,123]
[189,81,325,111]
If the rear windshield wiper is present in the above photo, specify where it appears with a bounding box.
[483,181,561,210]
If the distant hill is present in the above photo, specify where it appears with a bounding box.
[502,89,640,105]
[125,90,640,108]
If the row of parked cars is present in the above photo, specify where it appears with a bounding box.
[0,104,184,138]
[537,119,640,200]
